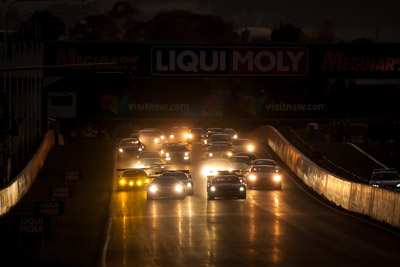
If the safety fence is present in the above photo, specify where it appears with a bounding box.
[0,130,55,216]
[250,125,400,228]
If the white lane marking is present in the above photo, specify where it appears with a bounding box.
[258,143,400,238]
[101,148,118,267]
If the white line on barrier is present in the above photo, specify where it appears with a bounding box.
[258,143,400,238]
[101,148,118,267]
[345,142,388,169]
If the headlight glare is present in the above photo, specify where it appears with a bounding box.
[239,187,245,191]
[175,184,183,192]
[249,175,256,180]
[119,148,123,153]
[150,185,157,192]
[248,145,254,152]
[273,175,281,181]
[211,186,216,192]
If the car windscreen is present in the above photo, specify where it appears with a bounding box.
[167,146,187,152]
[230,157,250,163]
[120,140,140,146]
[254,160,276,165]
[122,170,147,177]
[373,172,400,180]
[209,145,231,151]
[141,158,163,165]
[153,177,178,184]
[251,166,276,173]
[212,176,241,184]
[211,135,231,142]
[161,173,187,180]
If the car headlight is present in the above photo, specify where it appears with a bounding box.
[137,181,142,185]
[209,152,213,157]
[170,134,174,139]
[149,185,157,192]
[204,140,207,144]
[239,187,245,191]
[248,145,254,152]
[119,179,126,185]
[175,184,183,192]
[138,147,142,151]
[135,164,144,168]
[185,152,189,156]
[233,134,238,139]
[273,175,281,181]
[154,138,159,143]
[119,148,124,153]
[227,152,232,157]
[129,181,134,186]
[166,152,170,157]
[187,134,192,139]
[145,179,150,183]
[187,182,192,187]
[202,167,210,175]
[160,150,164,155]
[161,135,165,140]
[249,175,256,181]
[396,184,400,188]
[210,186,216,192]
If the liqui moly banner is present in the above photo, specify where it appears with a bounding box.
[151,47,308,76]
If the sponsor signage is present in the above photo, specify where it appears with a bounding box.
[14,216,50,234]
[35,201,64,216]
[49,186,72,199]
[151,46,308,76]
[44,42,150,76]
[43,42,400,78]
[65,170,81,181]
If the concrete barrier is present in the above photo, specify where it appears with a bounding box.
[250,125,400,228]
[0,130,55,216]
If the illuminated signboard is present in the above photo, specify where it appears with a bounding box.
[151,46,308,76]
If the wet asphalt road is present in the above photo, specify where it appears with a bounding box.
[104,143,400,267]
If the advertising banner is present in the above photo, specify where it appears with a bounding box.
[44,42,400,78]
[151,46,308,76]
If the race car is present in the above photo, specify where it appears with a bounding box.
[207,174,247,199]
[146,176,186,200]
[162,143,191,163]
[117,138,144,156]
[159,170,194,195]
[117,168,152,190]
[245,165,282,190]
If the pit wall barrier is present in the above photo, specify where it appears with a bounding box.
[250,125,400,228]
[0,130,56,216]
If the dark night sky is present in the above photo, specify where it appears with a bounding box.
[1,0,400,41]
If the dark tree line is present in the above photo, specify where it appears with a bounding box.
[11,1,374,44]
